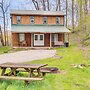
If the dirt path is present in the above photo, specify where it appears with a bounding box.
[0,50,56,64]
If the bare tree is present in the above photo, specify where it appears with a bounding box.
[47,0,50,11]
[72,0,74,32]
[32,0,39,10]
[32,0,61,11]
[43,0,46,10]
[66,0,68,27]
[56,0,61,11]
[79,0,83,31]
[0,25,4,46]
[0,0,10,46]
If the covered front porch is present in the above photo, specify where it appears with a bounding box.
[12,33,70,48]
[11,25,70,48]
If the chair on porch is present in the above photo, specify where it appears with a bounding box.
[19,41,27,47]
[54,41,64,46]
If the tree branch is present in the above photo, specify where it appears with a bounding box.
[32,0,39,10]
[5,2,10,13]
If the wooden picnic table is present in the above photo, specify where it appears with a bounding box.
[0,63,48,82]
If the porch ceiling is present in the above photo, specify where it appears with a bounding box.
[11,25,71,33]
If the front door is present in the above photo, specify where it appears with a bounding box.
[34,34,44,46]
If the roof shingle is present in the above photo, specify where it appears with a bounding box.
[10,10,65,16]
[11,25,70,33]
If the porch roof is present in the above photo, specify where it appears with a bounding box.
[11,25,71,33]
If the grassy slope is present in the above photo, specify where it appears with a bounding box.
[0,45,90,90]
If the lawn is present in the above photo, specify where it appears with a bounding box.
[0,45,90,90]
[0,46,11,54]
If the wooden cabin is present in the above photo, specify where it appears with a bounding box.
[10,10,70,48]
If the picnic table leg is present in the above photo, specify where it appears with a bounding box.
[37,68,42,77]
[24,68,34,84]
[28,69,35,77]
[7,68,17,76]
[1,67,6,76]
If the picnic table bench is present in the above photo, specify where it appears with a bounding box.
[0,62,48,83]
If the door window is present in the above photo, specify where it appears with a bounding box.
[40,35,43,40]
[35,35,38,40]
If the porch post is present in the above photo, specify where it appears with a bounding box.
[50,33,52,47]
[68,33,69,42]
[31,33,33,47]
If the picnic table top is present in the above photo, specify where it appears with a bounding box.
[0,63,48,69]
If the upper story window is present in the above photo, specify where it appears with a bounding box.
[30,16,35,24]
[17,16,21,24]
[56,17,60,24]
[43,16,48,24]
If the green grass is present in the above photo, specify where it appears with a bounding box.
[0,45,90,90]
[0,46,11,54]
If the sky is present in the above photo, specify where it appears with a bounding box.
[10,0,35,10]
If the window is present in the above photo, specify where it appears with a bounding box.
[17,16,21,24]
[35,35,38,40]
[54,34,58,42]
[40,35,43,40]
[30,16,35,24]
[43,16,48,24]
[56,17,60,24]
[19,34,25,42]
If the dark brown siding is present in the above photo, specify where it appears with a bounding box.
[12,33,19,46]
[25,33,31,46]
[44,33,50,47]
[58,33,64,42]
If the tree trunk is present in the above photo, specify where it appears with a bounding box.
[66,0,68,27]
[0,26,4,46]
[79,0,83,31]
[72,0,74,32]
[47,0,50,11]
[56,0,61,11]
[43,0,46,11]
[32,0,39,10]
[3,12,6,46]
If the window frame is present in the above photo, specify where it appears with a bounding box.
[56,17,60,24]
[17,16,21,24]
[43,16,48,24]
[30,16,35,24]
[19,33,25,42]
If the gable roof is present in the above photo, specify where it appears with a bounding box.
[11,25,70,33]
[10,10,65,16]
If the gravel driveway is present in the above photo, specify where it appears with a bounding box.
[0,50,56,64]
